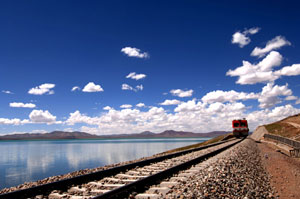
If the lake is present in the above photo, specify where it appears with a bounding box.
[0,137,209,190]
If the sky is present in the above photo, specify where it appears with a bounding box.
[1,0,300,135]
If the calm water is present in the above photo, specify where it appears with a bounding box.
[0,138,209,189]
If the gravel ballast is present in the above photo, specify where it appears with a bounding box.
[141,138,276,199]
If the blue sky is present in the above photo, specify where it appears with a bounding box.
[1,0,300,135]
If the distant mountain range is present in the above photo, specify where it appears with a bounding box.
[0,130,229,140]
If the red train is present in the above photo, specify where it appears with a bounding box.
[232,119,249,137]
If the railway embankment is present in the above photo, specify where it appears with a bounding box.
[137,138,275,199]
[252,117,300,199]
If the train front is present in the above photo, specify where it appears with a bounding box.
[232,119,249,137]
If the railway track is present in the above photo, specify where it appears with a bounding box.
[0,138,243,199]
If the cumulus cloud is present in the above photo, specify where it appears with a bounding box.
[80,126,100,135]
[9,102,36,108]
[29,110,57,124]
[66,110,100,125]
[232,27,260,48]
[202,90,259,103]
[226,51,283,85]
[247,105,300,129]
[170,89,193,97]
[0,118,30,125]
[121,47,149,58]
[82,82,104,92]
[257,50,283,72]
[120,104,132,109]
[2,90,13,94]
[103,106,113,111]
[174,99,204,112]
[4,129,48,135]
[136,103,145,107]
[258,83,292,108]
[251,36,291,57]
[296,99,300,105]
[71,86,80,91]
[0,110,59,125]
[274,64,300,77]
[160,99,182,105]
[28,83,55,95]
[126,72,146,80]
[63,100,238,134]
[285,96,297,101]
[63,97,300,135]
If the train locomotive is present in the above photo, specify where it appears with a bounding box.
[232,119,249,137]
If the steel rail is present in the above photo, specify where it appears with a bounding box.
[92,138,244,199]
[0,139,232,199]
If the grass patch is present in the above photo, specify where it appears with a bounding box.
[160,133,232,155]
[264,123,283,135]
[265,122,300,138]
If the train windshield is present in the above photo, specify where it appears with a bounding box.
[233,122,239,127]
[240,122,247,127]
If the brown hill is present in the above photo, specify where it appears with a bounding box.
[264,113,300,141]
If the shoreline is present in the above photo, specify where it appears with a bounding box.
[0,136,223,194]
[0,137,211,142]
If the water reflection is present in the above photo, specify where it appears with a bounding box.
[0,138,209,189]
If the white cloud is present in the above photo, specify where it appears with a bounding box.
[136,103,145,107]
[170,89,193,97]
[9,102,36,108]
[174,99,205,112]
[231,27,260,48]
[80,126,100,135]
[120,104,132,109]
[66,110,100,125]
[274,64,300,76]
[28,83,55,95]
[0,110,58,125]
[251,36,291,57]
[136,85,143,91]
[296,99,300,105]
[63,128,74,132]
[0,118,30,125]
[160,99,182,105]
[122,83,143,92]
[258,83,292,108]
[2,90,13,94]
[121,47,149,58]
[3,129,48,135]
[71,86,80,91]
[244,27,260,35]
[64,98,300,135]
[29,110,57,124]
[257,50,283,72]
[232,32,250,48]
[247,104,300,129]
[122,83,134,91]
[126,72,146,80]
[285,96,297,101]
[82,82,104,92]
[103,106,113,111]
[226,51,282,85]
[202,90,259,103]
